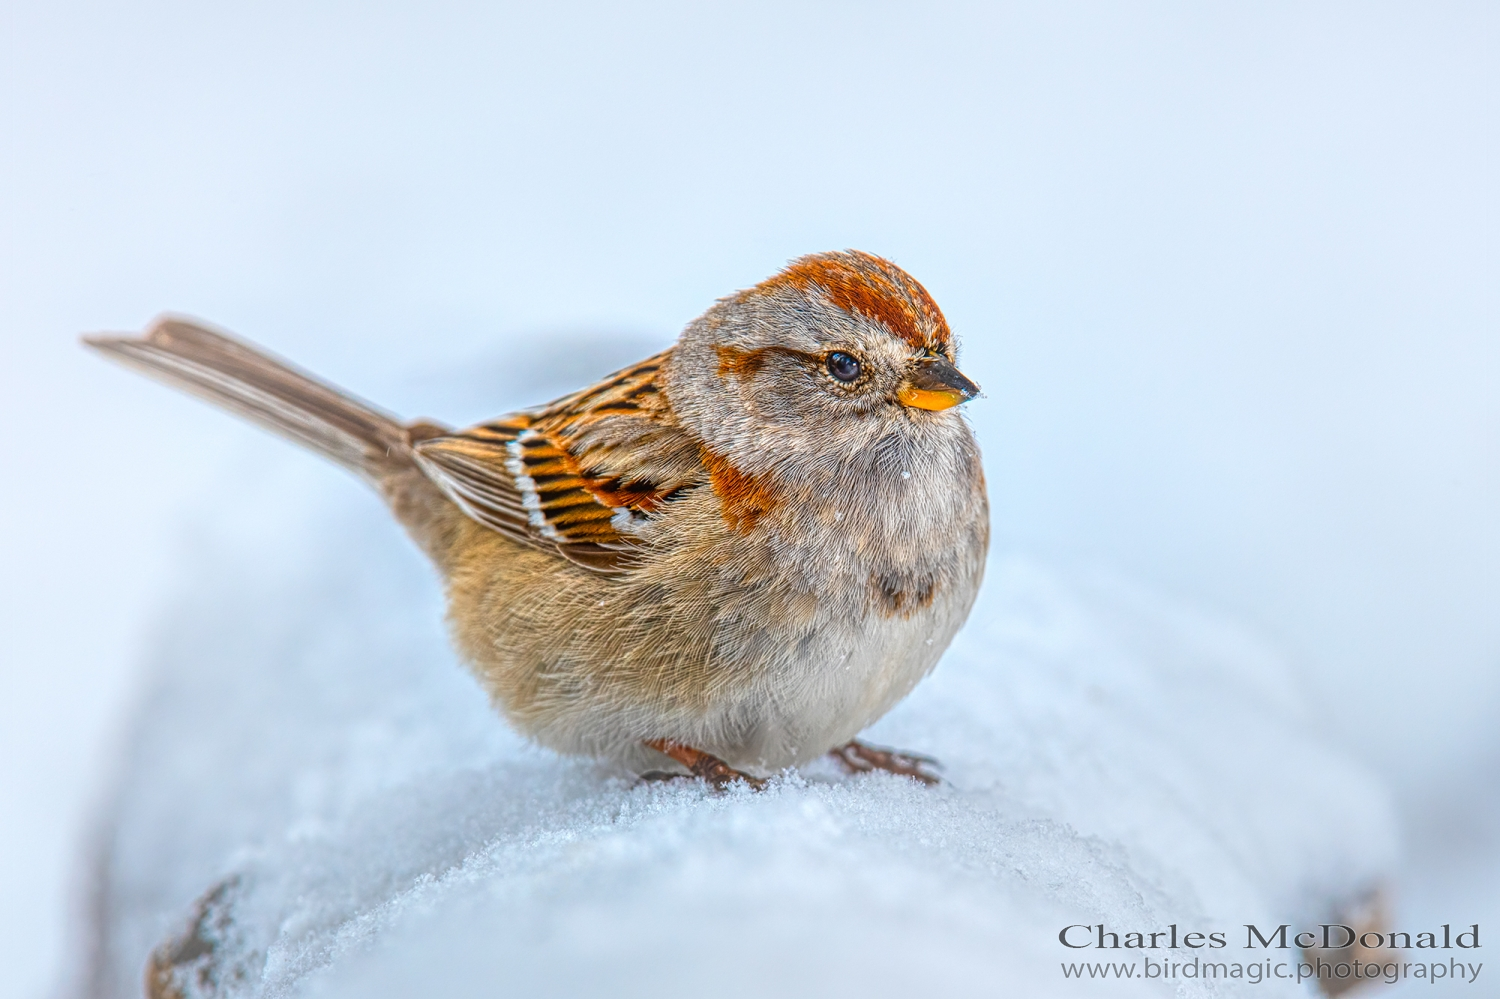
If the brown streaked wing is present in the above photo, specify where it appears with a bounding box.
[410,422,533,543]
[411,350,702,574]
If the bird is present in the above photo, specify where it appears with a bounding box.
[85,250,989,789]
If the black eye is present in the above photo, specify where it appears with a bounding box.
[827,352,861,383]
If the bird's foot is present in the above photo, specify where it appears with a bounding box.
[643,739,767,791]
[830,739,942,785]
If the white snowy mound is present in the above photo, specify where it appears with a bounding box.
[83,477,1395,998]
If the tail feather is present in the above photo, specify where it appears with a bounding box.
[84,316,411,481]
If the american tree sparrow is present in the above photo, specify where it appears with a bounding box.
[87,251,988,788]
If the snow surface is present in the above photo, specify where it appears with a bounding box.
[83,471,1396,998]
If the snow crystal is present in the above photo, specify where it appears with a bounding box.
[82,467,1395,998]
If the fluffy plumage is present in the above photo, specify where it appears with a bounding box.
[86,250,989,780]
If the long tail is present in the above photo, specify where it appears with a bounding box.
[85,316,414,483]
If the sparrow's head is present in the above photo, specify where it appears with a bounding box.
[666,250,980,475]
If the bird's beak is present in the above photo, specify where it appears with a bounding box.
[897,353,980,411]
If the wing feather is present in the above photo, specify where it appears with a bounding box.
[412,350,702,575]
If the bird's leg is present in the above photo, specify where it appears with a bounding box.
[830,739,942,785]
[643,739,766,790]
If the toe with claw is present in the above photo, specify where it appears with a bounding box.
[644,739,767,790]
[830,739,942,785]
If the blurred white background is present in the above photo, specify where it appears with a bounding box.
[0,2,1494,996]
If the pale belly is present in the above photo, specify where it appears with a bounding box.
[463,456,989,775]
[493,563,980,776]
[724,593,972,771]
[646,552,984,773]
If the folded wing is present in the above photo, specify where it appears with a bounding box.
[413,351,705,574]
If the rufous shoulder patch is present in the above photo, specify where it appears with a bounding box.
[699,445,779,532]
[751,250,949,350]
